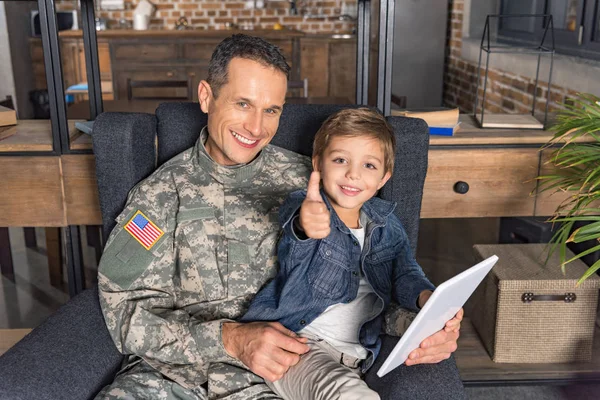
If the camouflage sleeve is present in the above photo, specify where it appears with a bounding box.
[382,303,417,337]
[98,169,236,386]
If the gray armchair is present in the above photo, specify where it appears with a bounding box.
[0,103,443,400]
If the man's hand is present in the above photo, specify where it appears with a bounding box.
[405,290,463,366]
[299,171,330,239]
[222,321,309,382]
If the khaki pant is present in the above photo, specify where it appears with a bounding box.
[267,336,380,400]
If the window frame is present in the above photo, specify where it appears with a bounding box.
[498,0,600,60]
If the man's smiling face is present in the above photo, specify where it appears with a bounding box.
[199,57,288,166]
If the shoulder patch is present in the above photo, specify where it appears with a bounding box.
[124,210,164,250]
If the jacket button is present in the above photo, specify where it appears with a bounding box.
[352,271,358,276]
[300,320,306,325]
[325,250,331,256]
[345,298,351,303]
[353,241,359,246]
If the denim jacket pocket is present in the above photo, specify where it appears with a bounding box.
[177,208,226,302]
[368,244,397,264]
[307,240,351,299]
[366,244,396,295]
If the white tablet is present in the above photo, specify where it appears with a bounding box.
[376,255,498,377]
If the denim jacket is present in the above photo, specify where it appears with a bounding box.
[241,189,435,371]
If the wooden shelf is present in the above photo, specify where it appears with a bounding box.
[0,120,90,152]
[456,317,600,385]
[429,115,594,147]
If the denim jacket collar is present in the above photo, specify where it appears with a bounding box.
[319,189,397,233]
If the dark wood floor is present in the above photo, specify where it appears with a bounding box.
[456,318,600,386]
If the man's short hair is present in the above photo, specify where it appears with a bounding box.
[313,108,396,175]
[207,34,290,98]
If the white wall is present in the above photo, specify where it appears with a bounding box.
[5,2,37,118]
[0,3,16,108]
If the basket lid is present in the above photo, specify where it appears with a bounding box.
[473,243,600,289]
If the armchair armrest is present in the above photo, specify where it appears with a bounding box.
[0,287,123,400]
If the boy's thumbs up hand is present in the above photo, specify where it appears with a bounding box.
[299,171,331,239]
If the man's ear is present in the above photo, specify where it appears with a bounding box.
[198,80,212,114]
[377,171,392,190]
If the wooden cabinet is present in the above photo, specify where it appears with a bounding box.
[29,38,113,99]
[30,32,354,104]
[110,39,208,101]
[534,149,575,217]
[109,35,298,102]
[422,148,539,218]
[300,37,356,99]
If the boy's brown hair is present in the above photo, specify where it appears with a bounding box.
[312,108,396,175]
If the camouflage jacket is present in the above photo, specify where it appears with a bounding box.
[98,129,311,391]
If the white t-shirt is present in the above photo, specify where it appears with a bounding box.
[299,224,382,359]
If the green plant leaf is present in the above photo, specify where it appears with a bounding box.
[577,259,600,287]
[537,93,600,282]
[562,244,600,265]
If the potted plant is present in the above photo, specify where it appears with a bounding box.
[536,93,600,284]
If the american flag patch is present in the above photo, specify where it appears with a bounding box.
[124,211,164,250]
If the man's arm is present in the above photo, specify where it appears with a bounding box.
[221,321,308,382]
[98,171,236,388]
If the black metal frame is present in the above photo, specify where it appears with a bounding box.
[474,14,555,130]
[0,0,103,296]
[355,0,396,116]
[37,0,68,154]
[499,0,600,60]
[15,0,398,295]
[80,0,103,120]
[376,0,395,116]
[356,0,370,105]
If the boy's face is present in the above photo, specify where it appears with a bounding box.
[314,135,391,227]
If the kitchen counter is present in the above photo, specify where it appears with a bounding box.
[30,30,357,101]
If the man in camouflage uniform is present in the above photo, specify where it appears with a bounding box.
[96,34,464,400]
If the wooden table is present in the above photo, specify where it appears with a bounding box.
[0,120,86,152]
[0,329,32,356]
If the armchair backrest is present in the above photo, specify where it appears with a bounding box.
[93,112,157,240]
[93,103,429,254]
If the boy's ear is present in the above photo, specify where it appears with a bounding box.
[312,157,320,172]
[377,171,392,190]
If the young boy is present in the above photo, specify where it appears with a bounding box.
[241,108,436,400]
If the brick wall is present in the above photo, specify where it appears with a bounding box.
[443,0,575,113]
[56,0,356,33]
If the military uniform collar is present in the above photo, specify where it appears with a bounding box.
[194,127,267,185]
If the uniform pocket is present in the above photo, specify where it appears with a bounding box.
[100,228,159,290]
[178,208,226,301]
[307,240,351,299]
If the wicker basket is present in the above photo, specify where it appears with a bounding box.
[471,244,600,363]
